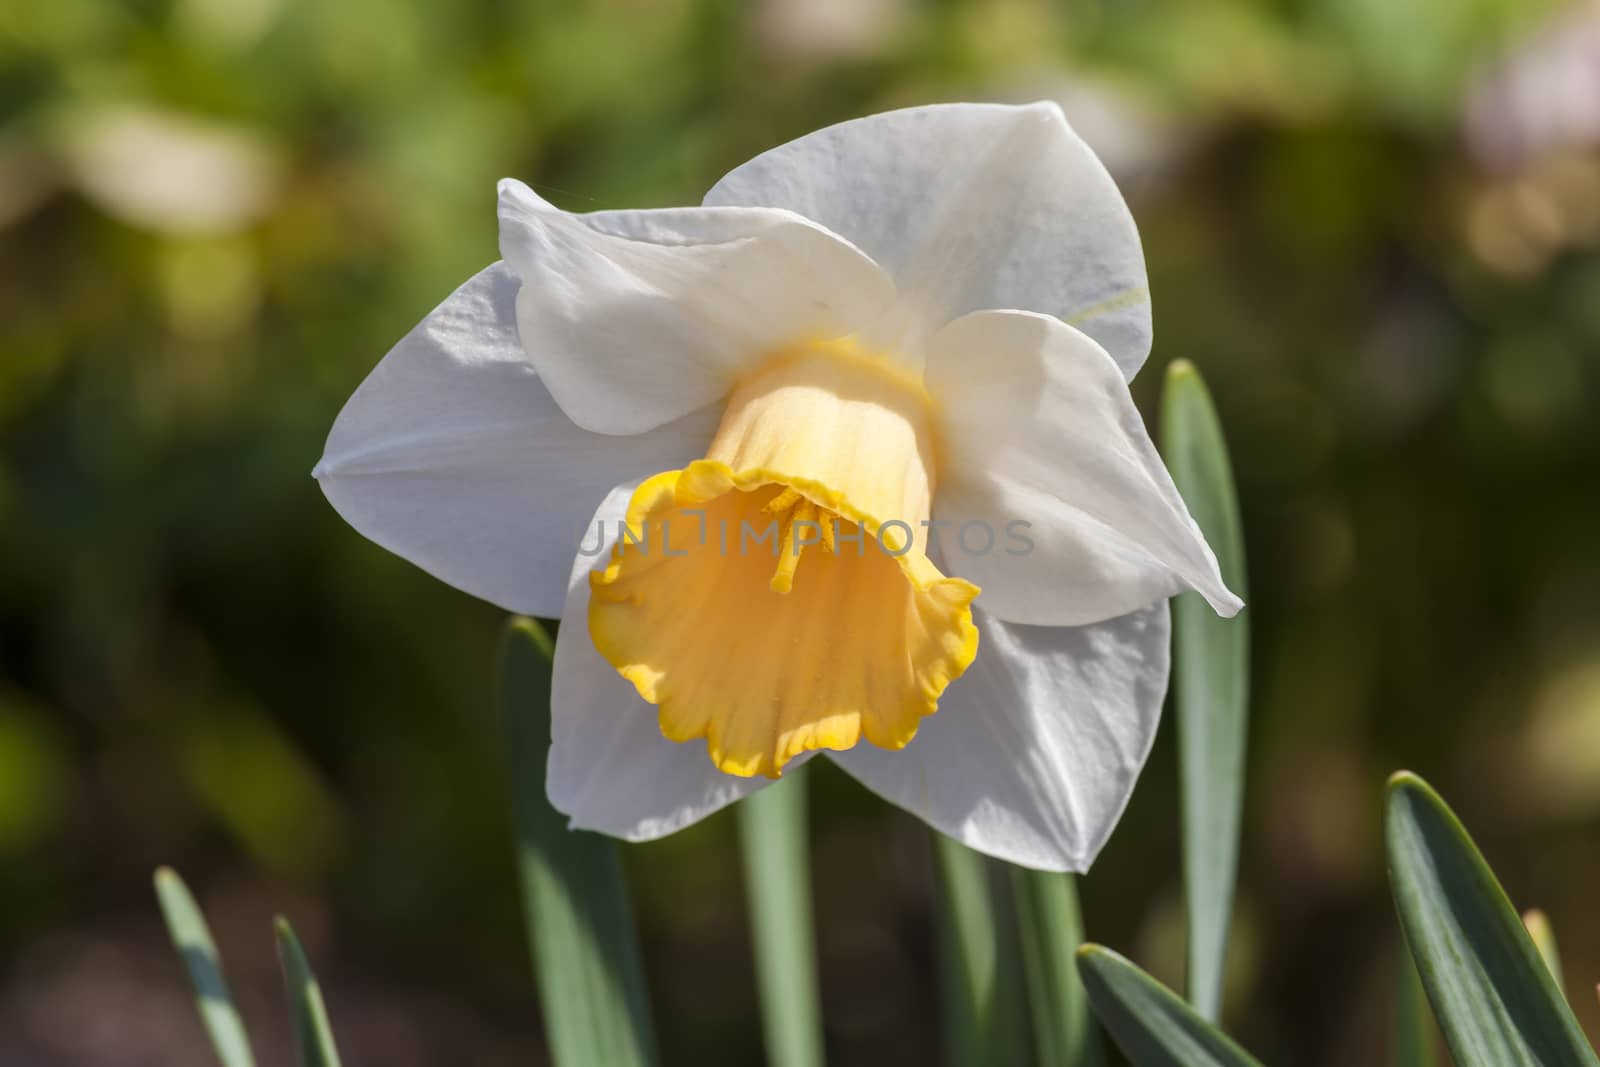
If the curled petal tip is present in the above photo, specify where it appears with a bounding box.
[1214,591,1246,618]
[1022,98,1065,118]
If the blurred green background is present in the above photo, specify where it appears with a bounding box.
[3,0,1599,1062]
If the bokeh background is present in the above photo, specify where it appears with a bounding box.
[3,0,1599,1063]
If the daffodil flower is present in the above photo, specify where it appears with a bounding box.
[316,102,1241,871]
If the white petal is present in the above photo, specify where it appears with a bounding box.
[704,101,1152,378]
[926,309,1241,627]
[315,263,718,619]
[498,180,896,435]
[831,602,1170,873]
[547,482,777,837]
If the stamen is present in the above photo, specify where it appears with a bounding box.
[764,492,840,595]
[770,508,803,593]
[763,487,803,514]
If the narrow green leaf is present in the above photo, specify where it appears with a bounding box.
[1392,945,1437,1067]
[152,867,258,1067]
[932,835,1030,1067]
[273,919,343,1067]
[1385,772,1599,1067]
[1011,869,1102,1067]
[934,835,993,1066]
[989,865,1036,1067]
[1076,946,1265,1067]
[500,617,658,1067]
[1523,909,1565,989]
[738,765,825,1067]
[1161,360,1250,1022]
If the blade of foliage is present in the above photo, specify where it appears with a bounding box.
[1522,910,1565,988]
[153,867,258,1067]
[1011,869,1102,1066]
[1385,772,1599,1067]
[1392,946,1437,1067]
[1161,360,1250,1022]
[932,835,1030,1066]
[274,919,343,1067]
[738,765,825,1067]
[500,617,658,1067]
[1076,946,1265,1067]
[989,863,1035,1067]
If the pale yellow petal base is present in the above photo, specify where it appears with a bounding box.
[587,342,980,778]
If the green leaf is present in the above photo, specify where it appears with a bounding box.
[274,919,343,1067]
[1385,772,1600,1067]
[1076,946,1266,1067]
[933,835,994,1066]
[932,835,1030,1067]
[1161,360,1250,1022]
[500,617,658,1067]
[152,867,258,1067]
[738,765,825,1067]
[1011,869,1102,1067]
[1392,946,1437,1067]
[1523,909,1565,989]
